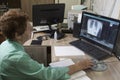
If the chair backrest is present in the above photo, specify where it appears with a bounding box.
[24,45,51,67]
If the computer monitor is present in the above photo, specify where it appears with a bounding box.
[80,11,120,57]
[32,3,65,39]
[32,3,65,30]
[113,27,120,60]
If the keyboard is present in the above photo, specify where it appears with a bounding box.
[33,26,49,32]
[33,24,57,32]
[70,40,111,60]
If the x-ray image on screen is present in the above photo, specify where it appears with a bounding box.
[80,11,120,51]
[87,19,103,37]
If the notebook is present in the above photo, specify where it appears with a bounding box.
[70,11,120,60]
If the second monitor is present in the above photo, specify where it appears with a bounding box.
[32,3,65,39]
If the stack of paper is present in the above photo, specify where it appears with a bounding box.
[49,59,91,80]
[69,71,91,80]
[49,59,74,67]
[54,46,85,56]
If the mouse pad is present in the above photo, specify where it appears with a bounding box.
[91,59,107,71]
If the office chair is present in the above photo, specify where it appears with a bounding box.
[24,45,51,67]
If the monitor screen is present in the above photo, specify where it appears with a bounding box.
[32,3,65,26]
[80,11,120,52]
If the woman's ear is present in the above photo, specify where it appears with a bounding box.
[15,32,23,42]
[0,31,5,44]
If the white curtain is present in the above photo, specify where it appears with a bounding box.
[85,0,120,19]
[110,0,120,19]
[93,0,115,16]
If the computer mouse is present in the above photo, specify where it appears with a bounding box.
[91,59,107,71]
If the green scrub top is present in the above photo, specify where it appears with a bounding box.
[0,40,70,80]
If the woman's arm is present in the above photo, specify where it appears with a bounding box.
[15,52,70,80]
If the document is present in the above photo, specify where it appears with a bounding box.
[69,71,91,80]
[49,59,91,80]
[49,59,74,67]
[54,46,85,56]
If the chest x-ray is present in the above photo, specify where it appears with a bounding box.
[87,19,103,37]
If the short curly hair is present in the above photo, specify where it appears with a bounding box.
[0,9,29,40]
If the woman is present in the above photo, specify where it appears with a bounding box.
[0,10,93,80]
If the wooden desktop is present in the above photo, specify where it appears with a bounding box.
[24,32,120,80]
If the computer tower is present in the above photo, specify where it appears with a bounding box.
[67,10,82,30]
[113,29,120,60]
[73,23,81,38]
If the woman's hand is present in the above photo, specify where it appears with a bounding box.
[77,59,93,70]
[68,59,93,75]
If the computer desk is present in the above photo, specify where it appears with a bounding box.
[24,32,120,80]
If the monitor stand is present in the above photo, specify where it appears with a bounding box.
[91,59,107,71]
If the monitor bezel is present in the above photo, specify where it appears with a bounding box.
[79,11,120,53]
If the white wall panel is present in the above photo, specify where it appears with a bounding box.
[55,0,81,18]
